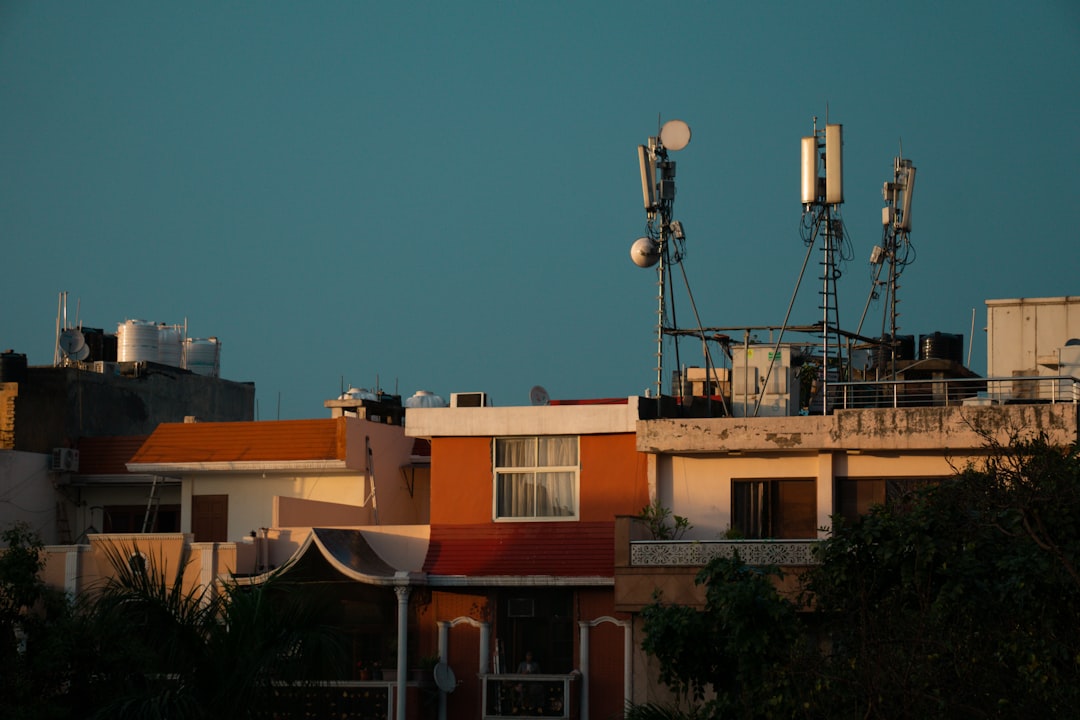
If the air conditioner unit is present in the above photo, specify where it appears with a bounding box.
[450,392,489,408]
[507,598,535,618]
[50,448,79,473]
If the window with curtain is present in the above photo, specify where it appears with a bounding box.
[494,436,579,520]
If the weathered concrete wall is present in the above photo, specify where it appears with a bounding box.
[637,404,1079,454]
[6,364,254,453]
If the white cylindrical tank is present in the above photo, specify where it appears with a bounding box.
[117,320,159,362]
[405,390,447,408]
[183,337,220,377]
[157,325,184,367]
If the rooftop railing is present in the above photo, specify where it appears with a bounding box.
[830,375,1080,411]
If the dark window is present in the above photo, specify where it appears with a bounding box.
[835,477,941,525]
[731,478,816,539]
[103,505,181,533]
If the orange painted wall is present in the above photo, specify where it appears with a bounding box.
[429,434,649,525]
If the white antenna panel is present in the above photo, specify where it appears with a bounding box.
[800,136,818,204]
[825,124,844,204]
[638,145,656,209]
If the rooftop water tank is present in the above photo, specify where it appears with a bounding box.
[405,390,447,408]
[0,351,27,383]
[183,337,220,377]
[157,325,184,367]
[919,332,964,364]
[117,320,159,363]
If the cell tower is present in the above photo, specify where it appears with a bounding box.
[629,119,699,400]
[861,150,917,378]
[799,118,848,412]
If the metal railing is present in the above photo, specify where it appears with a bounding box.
[830,375,1080,410]
[630,539,819,567]
[481,673,577,719]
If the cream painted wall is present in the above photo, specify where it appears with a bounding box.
[659,449,985,541]
[182,472,367,541]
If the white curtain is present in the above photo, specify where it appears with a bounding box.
[496,437,577,518]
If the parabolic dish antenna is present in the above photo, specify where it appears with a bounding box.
[59,328,86,355]
[433,662,457,693]
[660,119,691,151]
[630,236,661,268]
[530,385,550,406]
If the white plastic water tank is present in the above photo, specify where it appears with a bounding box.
[157,325,183,367]
[183,337,220,377]
[405,390,447,408]
[117,320,159,362]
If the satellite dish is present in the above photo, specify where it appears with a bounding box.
[59,328,86,355]
[71,344,90,361]
[630,236,660,268]
[660,119,691,151]
[433,662,457,693]
[530,385,550,406]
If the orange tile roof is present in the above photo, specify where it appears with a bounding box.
[424,522,614,578]
[130,418,347,464]
[77,435,150,475]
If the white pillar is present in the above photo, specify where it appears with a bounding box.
[437,621,450,720]
[578,622,590,720]
[64,547,80,597]
[479,622,491,674]
[395,585,410,720]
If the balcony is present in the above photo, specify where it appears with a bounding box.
[480,673,578,719]
[613,516,816,611]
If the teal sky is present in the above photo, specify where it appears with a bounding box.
[3,2,1078,419]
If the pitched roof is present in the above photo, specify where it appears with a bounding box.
[128,418,348,471]
[76,435,149,475]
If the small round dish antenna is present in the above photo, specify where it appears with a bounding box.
[59,328,86,355]
[660,119,691,151]
[530,385,550,406]
[630,236,661,268]
[433,662,457,693]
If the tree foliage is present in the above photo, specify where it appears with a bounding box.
[0,533,347,719]
[641,555,802,718]
[637,436,1080,719]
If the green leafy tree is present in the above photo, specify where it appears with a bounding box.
[805,435,1080,717]
[0,522,78,720]
[641,555,801,719]
[85,541,348,719]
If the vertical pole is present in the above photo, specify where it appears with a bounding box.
[624,620,633,711]
[654,243,665,404]
[394,586,410,720]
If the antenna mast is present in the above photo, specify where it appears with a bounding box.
[631,119,693,400]
[799,118,848,413]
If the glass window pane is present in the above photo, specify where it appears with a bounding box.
[538,436,576,466]
[497,472,536,517]
[536,471,575,516]
[496,438,535,468]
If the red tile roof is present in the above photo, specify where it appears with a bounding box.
[129,418,347,464]
[423,522,614,578]
[76,435,149,475]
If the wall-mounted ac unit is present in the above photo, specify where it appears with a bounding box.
[450,392,489,408]
[50,448,79,473]
[507,598,535,617]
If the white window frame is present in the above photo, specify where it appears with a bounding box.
[493,435,580,522]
